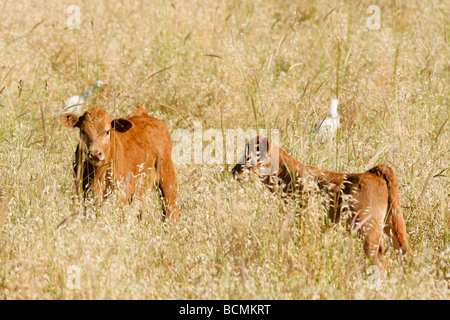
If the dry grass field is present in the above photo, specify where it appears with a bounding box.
[0,0,449,299]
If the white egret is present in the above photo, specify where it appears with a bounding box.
[315,98,340,142]
[58,80,106,115]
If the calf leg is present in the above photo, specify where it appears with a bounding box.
[362,221,388,271]
[158,161,180,223]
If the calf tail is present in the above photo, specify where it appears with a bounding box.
[369,164,413,257]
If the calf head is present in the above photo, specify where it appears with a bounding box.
[60,107,134,167]
[231,136,278,182]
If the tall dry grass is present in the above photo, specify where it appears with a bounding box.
[0,0,448,299]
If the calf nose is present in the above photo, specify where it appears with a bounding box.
[89,148,104,161]
[230,164,240,178]
[93,149,103,158]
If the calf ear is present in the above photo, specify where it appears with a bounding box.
[60,113,79,128]
[112,118,134,133]
[258,137,272,160]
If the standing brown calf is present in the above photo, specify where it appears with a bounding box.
[60,106,179,222]
[231,136,413,269]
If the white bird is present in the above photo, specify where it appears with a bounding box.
[58,80,106,115]
[314,98,340,142]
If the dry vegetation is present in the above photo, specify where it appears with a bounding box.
[0,0,449,299]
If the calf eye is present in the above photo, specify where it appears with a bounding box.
[80,129,85,135]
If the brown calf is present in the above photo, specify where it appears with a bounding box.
[60,106,179,222]
[231,136,413,269]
